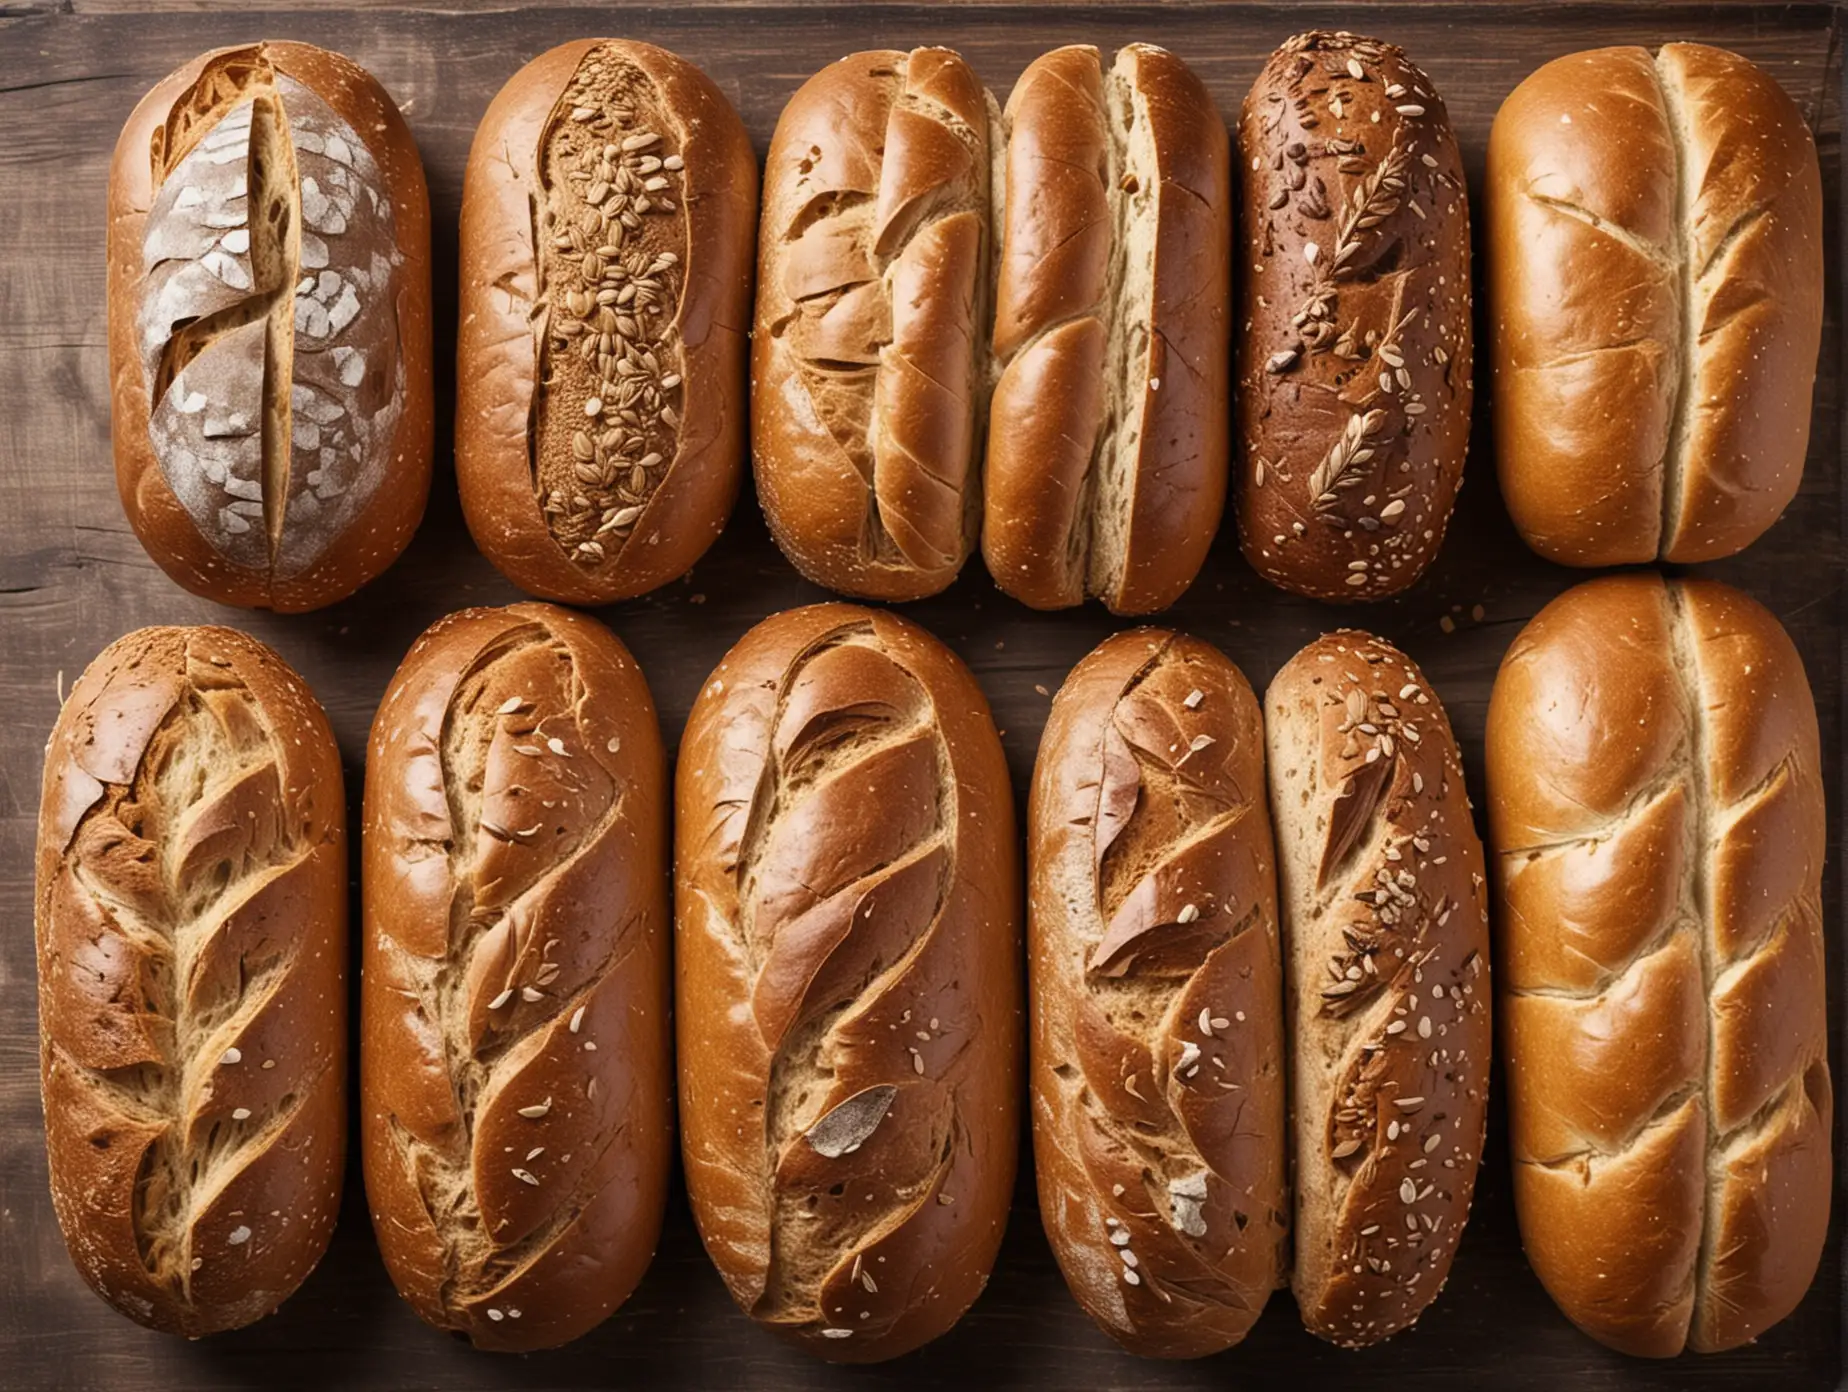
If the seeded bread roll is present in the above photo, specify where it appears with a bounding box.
[1236,32,1472,601]
[457,41,757,603]
[753,50,998,601]
[1265,631,1490,1346]
[108,43,432,612]
[676,604,1020,1361]
[983,45,1230,614]
[1030,630,1286,1357]
[36,627,346,1335]
[1487,45,1823,566]
[1486,575,1830,1355]
[362,604,670,1352]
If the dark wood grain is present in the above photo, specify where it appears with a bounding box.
[0,4,1839,1389]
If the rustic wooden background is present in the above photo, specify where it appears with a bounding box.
[0,1,1839,1388]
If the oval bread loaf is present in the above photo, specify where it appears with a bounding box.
[1486,574,1830,1355]
[108,43,432,612]
[1236,32,1472,601]
[676,603,1020,1361]
[753,50,998,601]
[1030,629,1286,1356]
[36,626,346,1335]
[1487,45,1823,566]
[457,40,757,603]
[1265,630,1490,1346]
[983,44,1230,614]
[362,603,671,1352]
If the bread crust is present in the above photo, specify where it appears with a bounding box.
[37,626,346,1335]
[676,603,1020,1361]
[1487,574,1830,1355]
[1265,630,1490,1345]
[456,40,757,603]
[1487,45,1823,566]
[107,42,432,612]
[1029,629,1285,1356]
[361,603,670,1351]
[1236,32,1472,601]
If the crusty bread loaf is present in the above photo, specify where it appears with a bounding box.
[1265,631,1489,1345]
[1236,32,1472,601]
[36,626,346,1335]
[107,43,432,612]
[1488,46,1822,566]
[1486,574,1830,1355]
[753,50,998,601]
[983,45,1229,614]
[676,603,1020,1361]
[361,603,671,1352]
[457,40,757,604]
[1029,630,1286,1356]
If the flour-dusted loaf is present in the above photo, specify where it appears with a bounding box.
[36,627,346,1335]
[1030,630,1286,1357]
[983,45,1230,614]
[1487,574,1830,1356]
[676,604,1020,1361]
[753,50,999,601]
[362,604,671,1352]
[108,43,432,612]
[1488,45,1823,566]
[1265,632,1489,1345]
[457,41,757,604]
[1236,33,1472,601]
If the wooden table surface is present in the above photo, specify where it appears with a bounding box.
[0,2,1840,1388]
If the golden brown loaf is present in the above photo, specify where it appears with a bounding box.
[676,604,1020,1361]
[1236,32,1472,601]
[753,50,998,601]
[457,41,757,604]
[1486,574,1830,1356]
[1266,631,1490,1346]
[362,604,671,1352]
[107,43,432,612]
[36,626,346,1335]
[1488,46,1823,566]
[1029,630,1286,1356]
[983,45,1230,614]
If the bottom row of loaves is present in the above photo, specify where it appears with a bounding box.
[33,572,1828,1361]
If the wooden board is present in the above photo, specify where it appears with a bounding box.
[0,2,1839,1387]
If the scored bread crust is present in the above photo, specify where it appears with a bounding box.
[1236,32,1472,602]
[37,626,346,1335]
[1487,44,1823,567]
[107,42,432,612]
[361,603,671,1352]
[753,50,997,601]
[676,603,1020,1362]
[1029,630,1286,1357]
[1265,631,1490,1346]
[1486,574,1830,1356]
[456,40,757,604]
[983,44,1230,615]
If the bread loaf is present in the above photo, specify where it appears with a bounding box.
[1236,32,1472,601]
[36,626,346,1335]
[457,41,757,603]
[108,43,432,612]
[676,603,1020,1360]
[1029,630,1286,1356]
[1487,45,1823,565]
[361,603,670,1352]
[983,45,1229,614]
[753,50,998,601]
[1265,631,1489,1345]
[1486,574,1830,1355]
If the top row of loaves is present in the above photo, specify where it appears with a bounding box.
[109,33,1824,613]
